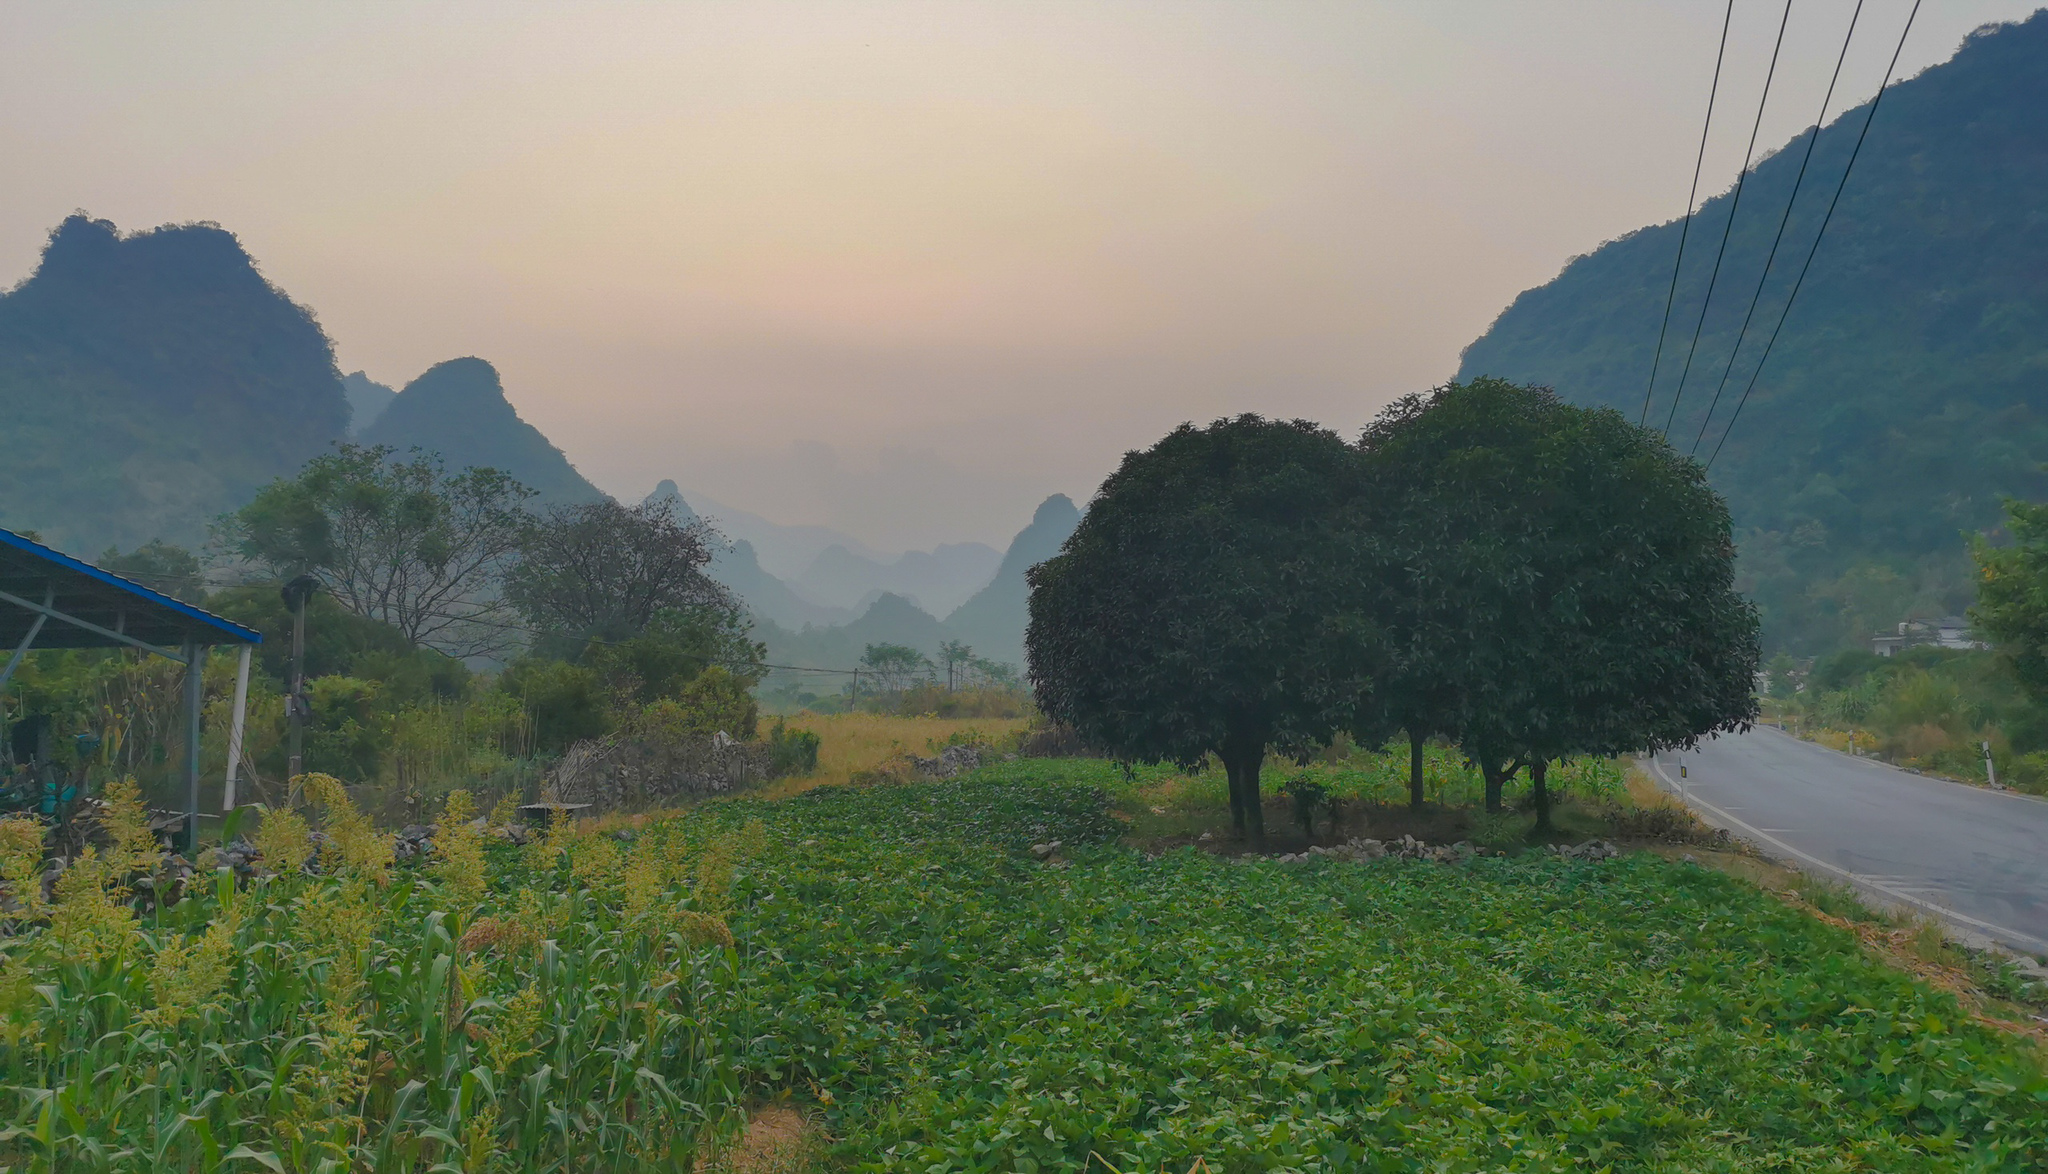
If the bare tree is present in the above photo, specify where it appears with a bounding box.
[228,444,535,657]
[505,497,731,641]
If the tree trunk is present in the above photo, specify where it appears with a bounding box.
[1408,732,1427,811]
[1479,757,1516,814]
[1530,758,1552,832]
[1224,755,1246,835]
[1221,735,1266,842]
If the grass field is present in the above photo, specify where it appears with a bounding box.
[756,712,1033,798]
[4,758,2045,1171]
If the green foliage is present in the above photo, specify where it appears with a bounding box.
[5,760,2041,1168]
[1971,496,2048,704]
[506,496,729,644]
[766,720,821,777]
[499,657,610,753]
[0,786,751,1171]
[1791,645,2048,787]
[714,763,2045,1168]
[1028,415,1375,838]
[95,540,206,603]
[224,443,535,657]
[633,666,759,744]
[857,642,930,696]
[1454,17,2048,654]
[1356,379,1759,819]
[585,604,763,706]
[304,675,388,782]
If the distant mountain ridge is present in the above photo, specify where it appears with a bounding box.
[1457,12,2048,652]
[342,371,397,435]
[361,357,606,505]
[737,493,1082,681]
[0,215,350,553]
[945,494,1082,670]
[791,540,1000,617]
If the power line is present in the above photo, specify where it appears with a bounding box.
[1642,0,1737,427]
[1707,0,1923,470]
[1691,0,1866,455]
[1661,0,1798,439]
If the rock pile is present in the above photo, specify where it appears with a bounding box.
[911,744,984,779]
[1548,839,1622,861]
[1273,835,1478,865]
[1269,835,1625,865]
[393,824,437,861]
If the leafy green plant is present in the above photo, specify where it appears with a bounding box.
[768,720,821,777]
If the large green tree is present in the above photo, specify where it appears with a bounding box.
[1027,415,1375,838]
[1360,379,1759,824]
[1971,498,2048,704]
[227,444,534,657]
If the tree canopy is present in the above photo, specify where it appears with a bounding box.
[226,443,534,657]
[506,496,730,648]
[1027,415,1374,838]
[1359,379,1759,823]
[1971,497,2048,705]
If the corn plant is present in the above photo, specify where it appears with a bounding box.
[0,781,761,1172]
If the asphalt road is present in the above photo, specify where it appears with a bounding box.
[1649,726,2048,958]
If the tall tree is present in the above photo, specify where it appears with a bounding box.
[228,444,534,657]
[506,497,730,646]
[1971,498,2048,703]
[1360,378,1759,823]
[1027,415,1374,839]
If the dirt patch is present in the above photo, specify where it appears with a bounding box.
[702,1104,825,1174]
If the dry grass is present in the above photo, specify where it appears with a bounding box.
[754,712,1033,799]
[701,1104,826,1174]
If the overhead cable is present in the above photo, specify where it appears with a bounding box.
[1642,0,1738,427]
[1691,0,1866,455]
[1661,0,1798,439]
[1707,0,1923,470]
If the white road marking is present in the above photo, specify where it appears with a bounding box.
[1650,757,2048,956]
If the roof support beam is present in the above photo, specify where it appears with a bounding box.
[0,587,52,691]
[0,584,187,663]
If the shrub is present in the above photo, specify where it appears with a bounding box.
[502,657,610,752]
[767,720,821,777]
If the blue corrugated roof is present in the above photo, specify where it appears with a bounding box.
[0,528,261,650]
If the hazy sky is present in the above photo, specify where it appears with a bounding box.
[3,1,2038,551]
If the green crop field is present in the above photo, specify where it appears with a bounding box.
[3,761,2044,1172]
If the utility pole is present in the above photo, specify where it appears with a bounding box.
[282,574,319,782]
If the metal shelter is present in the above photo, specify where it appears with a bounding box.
[0,527,260,853]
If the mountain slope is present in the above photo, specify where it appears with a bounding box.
[0,215,349,553]
[712,538,856,630]
[361,357,606,504]
[793,541,1001,616]
[342,371,397,435]
[1457,13,2048,653]
[678,492,888,580]
[759,592,953,675]
[945,494,1082,671]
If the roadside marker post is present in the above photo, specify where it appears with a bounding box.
[1983,740,1999,789]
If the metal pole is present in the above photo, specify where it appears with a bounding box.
[223,644,251,811]
[287,580,310,781]
[184,642,208,857]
